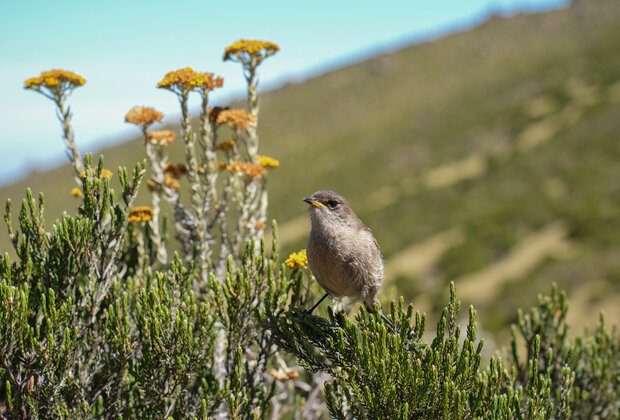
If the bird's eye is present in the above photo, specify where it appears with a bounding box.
[327,200,338,209]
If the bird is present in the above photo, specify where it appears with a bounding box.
[303,190,390,324]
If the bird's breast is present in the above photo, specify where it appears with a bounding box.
[306,224,382,299]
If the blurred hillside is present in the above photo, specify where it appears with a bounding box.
[2,0,619,343]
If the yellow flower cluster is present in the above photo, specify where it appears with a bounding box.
[128,206,154,223]
[256,154,279,168]
[125,106,163,127]
[226,161,266,179]
[146,129,176,146]
[80,168,113,179]
[157,67,223,92]
[223,39,280,64]
[24,69,86,90]
[269,368,299,382]
[165,163,187,177]
[214,140,236,151]
[208,106,228,124]
[70,187,83,198]
[163,163,187,191]
[213,108,256,130]
[254,221,267,230]
[148,163,186,192]
[163,173,180,191]
[285,249,308,270]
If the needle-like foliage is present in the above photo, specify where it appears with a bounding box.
[266,283,619,419]
[4,36,618,420]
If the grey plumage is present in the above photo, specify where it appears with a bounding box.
[304,190,384,312]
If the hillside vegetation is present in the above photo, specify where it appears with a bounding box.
[2,0,619,341]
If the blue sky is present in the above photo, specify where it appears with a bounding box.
[0,0,569,186]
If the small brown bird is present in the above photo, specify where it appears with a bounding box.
[303,190,386,317]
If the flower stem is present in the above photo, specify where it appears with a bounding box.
[179,91,210,280]
[144,139,168,265]
[55,96,84,183]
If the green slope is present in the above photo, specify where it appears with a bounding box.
[2,0,619,340]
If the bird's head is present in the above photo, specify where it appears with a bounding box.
[303,190,356,226]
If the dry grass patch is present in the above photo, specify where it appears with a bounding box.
[456,221,575,304]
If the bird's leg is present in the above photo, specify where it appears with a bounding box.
[380,311,395,330]
[305,293,329,314]
[379,310,416,350]
[365,298,395,331]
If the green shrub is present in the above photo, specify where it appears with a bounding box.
[2,36,618,419]
[267,283,619,419]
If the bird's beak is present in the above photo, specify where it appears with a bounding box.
[303,197,327,209]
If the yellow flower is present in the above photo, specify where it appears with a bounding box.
[146,129,176,146]
[70,187,83,198]
[213,108,256,130]
[256,154,279,168]
[254,221,267,230]
[79,168,113,179]
[128,206,154,223]
[164,163,187,191]
[163,173,180,191]
[223,39,280,68]
[269,368,299,382]
[214,140,236,151]
[285,249,307,270]
[165,163,187,177]
[147,164,186,191]
[226,161,266,179]
[157,67,223,93]
[125,106,163,127]
[24,69,86,92]
[208,106,229,124]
